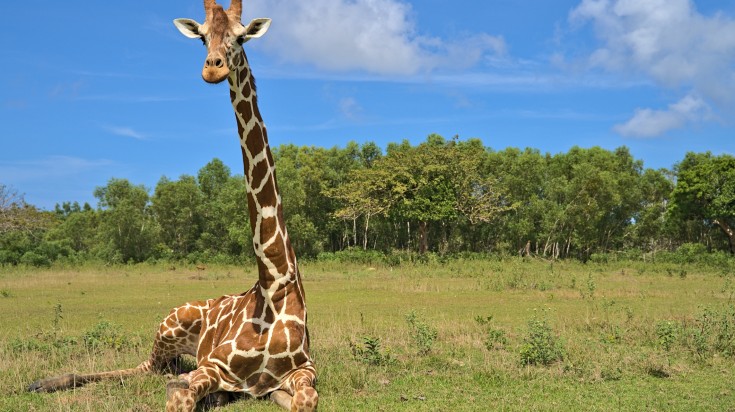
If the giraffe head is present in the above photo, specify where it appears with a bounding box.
[174,0,271,84]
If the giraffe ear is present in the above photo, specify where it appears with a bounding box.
[236,18,271,41]
[174,18,203,39]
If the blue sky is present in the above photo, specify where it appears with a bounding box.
[1,0,734,209]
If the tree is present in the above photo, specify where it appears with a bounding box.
[450,138,514,225]
[327,165,399,250]
[628,168,674,253]
[94,179,157,263]
[0,185,57,265]
[670,152,735,254]
[152,175,203,258]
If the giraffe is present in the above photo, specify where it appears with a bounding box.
[27,1,318,411]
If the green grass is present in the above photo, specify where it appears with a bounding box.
[1,258,734,411]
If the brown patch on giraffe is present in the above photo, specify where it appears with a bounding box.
[259,216,278,244]
[262,232,289,273]
[233,321,267,351]
[256,259,276,286]
[228,353,264,379]
[250,157,270,190]
[284,293,305,317]
[236,101,253,128]
[284,320,305,351]
[255,179,278,209]
[245,124,265,158]
[241,80,252,99]
[291,350,309,369]
[268,321,288,353]
[265,356,293,377]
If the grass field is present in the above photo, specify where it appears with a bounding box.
[1,258,734,411]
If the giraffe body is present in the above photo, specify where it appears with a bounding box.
[28,2,317,411]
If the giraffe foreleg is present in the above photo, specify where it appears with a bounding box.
[165,364,222,412]
[278,367,318,412]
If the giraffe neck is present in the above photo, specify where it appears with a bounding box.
[227,49,298,291]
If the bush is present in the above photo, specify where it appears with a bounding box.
[0,250,21,265]
[655,321,678,352]
[82,320,131,351]
[405,311,438,355]
[350,336,393,366]
[520,316,565,366]
[20,251,51,267]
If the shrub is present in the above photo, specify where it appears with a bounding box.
[350,336,393,366]
[520,316,564,366]
[475,315,508,350]
[405,311,438,355]
[20,251,51,267]
[0,250,20,265]
[82,320,130,351]
[655,321,678,352]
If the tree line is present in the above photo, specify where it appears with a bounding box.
[1,135,733,266]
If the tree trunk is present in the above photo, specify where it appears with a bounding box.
[418,220,428,254]
[363,214,370,250]
[714,219,735,254]
[352,217,357,248]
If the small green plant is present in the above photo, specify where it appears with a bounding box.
[485,328,508,350]
[655,320,678,352]
[82,320,130,351]
[519,315,565,366]
[350,336,393,366]
[52,303,63,331]
[474,315,493,326]
[601,325,623,344]
[475,315,507,350]
[0,288,11,298]
[405,311,438,355]
[580,272,596,299]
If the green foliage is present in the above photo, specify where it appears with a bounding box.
[669,152,735,254]
[476,315,508,350]
[350,336,394,366]
[405,311,438,355]
[2,141,735,266]
[655,321,678,352]
[520,314,565,366]
[20,251,51,267]
[94,178,158,263]
[82,320,131,351]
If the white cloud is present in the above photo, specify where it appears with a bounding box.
[247,0,505,75]
[106,126,146,140]
[614,94,710,137]
[338,97,364,120]
[570,0,735,136]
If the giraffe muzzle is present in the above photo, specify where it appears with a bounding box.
[202,55,229,84]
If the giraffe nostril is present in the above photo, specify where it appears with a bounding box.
[215,58,224,68]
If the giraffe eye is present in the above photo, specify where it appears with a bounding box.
[236,37,245,45]
[200,36,206,46]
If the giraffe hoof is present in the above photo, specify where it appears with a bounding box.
[28,374,82,392]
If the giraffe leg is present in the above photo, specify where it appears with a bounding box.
[278,368,318,412]
[165,365,221,412]
[28,300,209,393]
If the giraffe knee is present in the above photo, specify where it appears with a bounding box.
[291,386,318,412]
[166,380,196,412]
